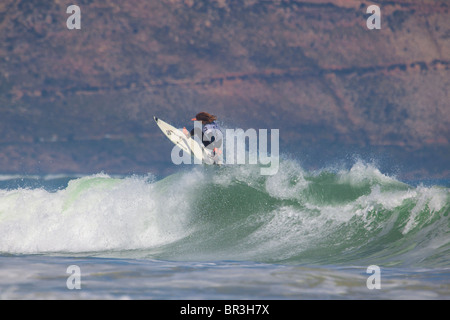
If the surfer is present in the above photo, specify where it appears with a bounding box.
[183,112,223,164]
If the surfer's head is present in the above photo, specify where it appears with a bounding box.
[191,112,217,124]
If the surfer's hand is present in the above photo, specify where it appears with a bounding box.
[182,127,189,136]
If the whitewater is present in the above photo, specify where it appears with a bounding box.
[0,159,449,299]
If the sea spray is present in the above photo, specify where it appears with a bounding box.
[0,160,448,268]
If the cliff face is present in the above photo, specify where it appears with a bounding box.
[0,0,449,178]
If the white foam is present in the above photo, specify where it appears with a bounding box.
[402,185,449,234]
[265,160,308,200]
[0,174,40,181]
[337,160,398,186]
[0,174,192,254]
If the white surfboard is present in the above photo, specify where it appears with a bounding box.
[154,116,205,162]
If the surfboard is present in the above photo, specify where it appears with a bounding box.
[153,116,205,162]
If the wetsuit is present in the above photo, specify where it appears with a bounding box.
[189,121,223,149]
[189,121,223,164]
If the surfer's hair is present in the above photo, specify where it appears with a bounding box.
[195,112,217,124]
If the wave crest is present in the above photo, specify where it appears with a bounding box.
[0,160,448,267]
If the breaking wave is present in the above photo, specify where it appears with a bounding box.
[0,160,448,267]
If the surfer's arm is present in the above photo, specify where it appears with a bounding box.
[182,127,191,137]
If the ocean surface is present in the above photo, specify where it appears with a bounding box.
[0,159,449,300]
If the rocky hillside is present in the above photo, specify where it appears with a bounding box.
[0,0,449,178]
